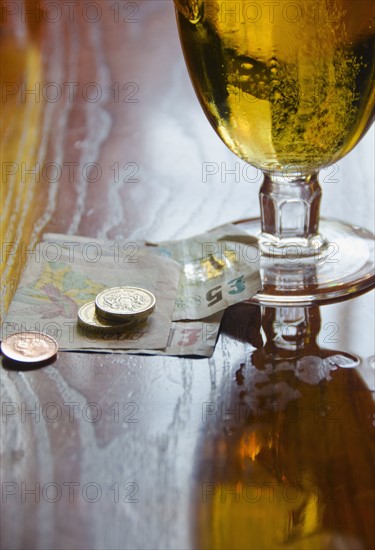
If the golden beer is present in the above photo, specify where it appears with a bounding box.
[176,0,375,173]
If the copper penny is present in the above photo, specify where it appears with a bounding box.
[1,331,58,363]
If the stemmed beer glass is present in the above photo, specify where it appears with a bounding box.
[174,0,375,304]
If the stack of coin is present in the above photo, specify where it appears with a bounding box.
[1,287,156,364]
[78,286,156,333]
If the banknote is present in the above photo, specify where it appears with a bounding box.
[82,313,223,357]
[2,242,181,351]
[42,224,261,322]
[148,224,261,320]
[2,225,261,357]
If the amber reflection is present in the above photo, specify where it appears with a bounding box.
[1,0,46,321]
[194,304,374,550]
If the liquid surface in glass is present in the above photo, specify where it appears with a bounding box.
[176,0,375,173]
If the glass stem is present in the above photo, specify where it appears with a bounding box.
[259,172,325,257]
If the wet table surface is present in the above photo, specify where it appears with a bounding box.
[1,2,374,549]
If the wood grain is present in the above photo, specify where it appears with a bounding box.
[1,2,374,549]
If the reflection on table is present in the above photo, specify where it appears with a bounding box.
[195,303,374,549]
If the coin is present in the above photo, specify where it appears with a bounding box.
[78,301,139,332]
[95,286,156,323]
[1,331,58,363]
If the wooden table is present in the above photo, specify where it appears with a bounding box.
[1,2,374,549]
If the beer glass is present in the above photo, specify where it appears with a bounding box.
[174,0,375,304]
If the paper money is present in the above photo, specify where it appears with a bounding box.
[42,224,261,322]
[2,242,181,351]
[2,225,261,357]
[148,224,261,320]
[81,313,223,358]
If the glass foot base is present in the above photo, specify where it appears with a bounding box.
[238,218,375,306]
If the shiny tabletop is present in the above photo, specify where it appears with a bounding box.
[1,2,374,549]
